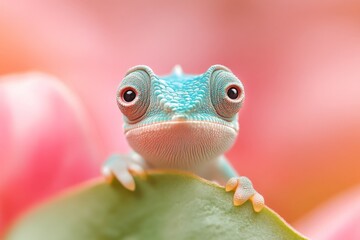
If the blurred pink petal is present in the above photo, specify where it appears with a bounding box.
[295,185,360,240]
[0,73,103,232]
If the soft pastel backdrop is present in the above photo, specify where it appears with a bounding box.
[1,1,360,239]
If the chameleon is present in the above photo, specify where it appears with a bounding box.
[102,65,264,212]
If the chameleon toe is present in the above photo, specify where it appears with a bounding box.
[113,169,136,191]
[251,192,265,212]
[233,185,256,206]
[225,177,239,192]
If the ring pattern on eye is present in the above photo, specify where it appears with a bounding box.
[210,70,244,119]
[117,70,151,122]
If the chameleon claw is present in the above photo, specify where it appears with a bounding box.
[102,154,146,191]
[112,167,136,191]
[225,177,238,192]
[101,166,114,183]
[226,176,264,212]
[251,192,265,212]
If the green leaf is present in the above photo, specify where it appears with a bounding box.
[6,172,307,240]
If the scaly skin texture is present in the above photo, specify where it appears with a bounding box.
[102,65,264,212]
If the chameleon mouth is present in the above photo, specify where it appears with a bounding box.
[125,120,237,169]
[124,120,237,135]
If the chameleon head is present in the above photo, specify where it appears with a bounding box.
[116,65,245,170]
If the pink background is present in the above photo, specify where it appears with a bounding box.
[1,0,360,238]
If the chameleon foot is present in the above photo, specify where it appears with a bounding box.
[225,176,265,212]
[102,154,146,191]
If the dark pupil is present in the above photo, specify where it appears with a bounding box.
[227,87,239,99]
[124,90,136,102]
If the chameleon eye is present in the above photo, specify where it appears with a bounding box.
[210,70,244,119]
[117,69,151,122]
[227,86,241,100]
[122,88,137,102]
